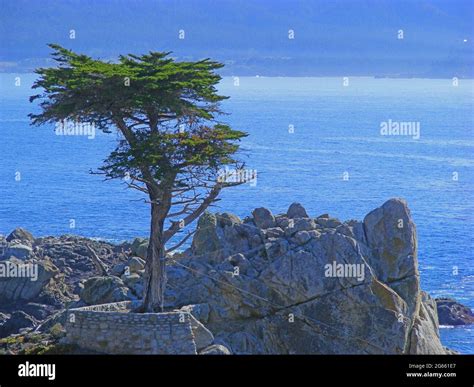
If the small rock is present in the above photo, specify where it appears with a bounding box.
[111,263,126,276]
[293,230,311,245]
[128,256,145,273]
[252,208,275,229]
[200,344,231,355]
[216,213,241,227]
[263,227,284,239]
[276,216,291,229]
[316,217,341,229]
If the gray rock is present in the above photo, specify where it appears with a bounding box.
[228,253,250,274]
[0,258,58,302]
[166,199,448,354]
[4,244,33,260]
[187,313,214,351]
[316,217,342,229]
[6,228,35,244]
[131,238,148,259]
[191,212,221,255]
[276,216,291,229]
[287,203,309,218]
[111,263,127,276]
[263,227,285,239]
[292,230,311,245]
[435,298,474,326]
[409,292,446,354]
[122,273,143,298]
[285,218,315,237]
[216,213,241,227]
[199,344,231,355]
[252,208,275,229]
[363,198,420,319]
[80,276,132,305]
[21,303,54,320]
[179,303,211,324]
[128,256,145,273]
[0,311,37,337]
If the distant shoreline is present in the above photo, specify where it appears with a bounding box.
[1,72,474,81]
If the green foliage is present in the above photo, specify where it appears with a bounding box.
[49,323,66,339]
[30,44,229,131]
[30,44,247,186]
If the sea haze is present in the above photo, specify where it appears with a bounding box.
[0,74,473,353]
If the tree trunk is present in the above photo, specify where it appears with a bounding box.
[142,201,167,312]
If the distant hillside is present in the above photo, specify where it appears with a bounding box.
[0,0,473,77]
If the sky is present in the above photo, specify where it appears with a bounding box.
[0,0,473,77]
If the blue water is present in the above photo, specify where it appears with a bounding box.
[1,75,473,353]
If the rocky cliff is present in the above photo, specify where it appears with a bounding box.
[0,198,468,354]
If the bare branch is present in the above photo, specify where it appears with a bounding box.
[165,230,196,253]
[163,183,222,242]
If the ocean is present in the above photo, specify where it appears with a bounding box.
[0,74,473,353]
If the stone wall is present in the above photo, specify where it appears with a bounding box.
[65,301,197,354]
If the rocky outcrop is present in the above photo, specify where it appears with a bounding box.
[162,198,449,354]
[435,298,474,326]
[0,234,130,337]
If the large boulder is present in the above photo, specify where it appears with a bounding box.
[435,298,474,326]
[287,202,309,218]
[3,244,33,260]
[191,212,221,256]
[6,228,35,244]
[363,198,420,320]
[131,238,148,260]
[0,311,37,337]
[191,212,258,260]
[187,313,214,351]
[80,276,133,305]
[0,258,58,302]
